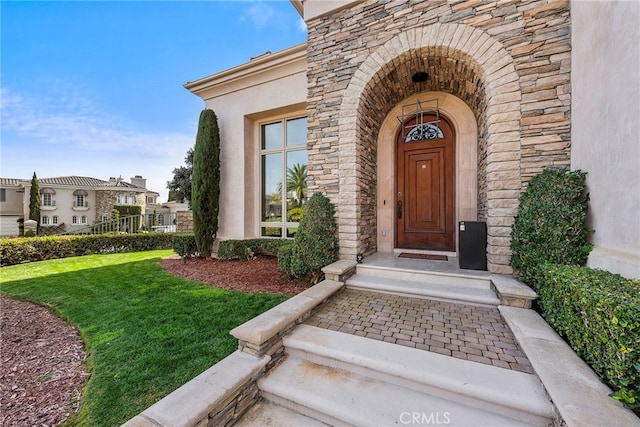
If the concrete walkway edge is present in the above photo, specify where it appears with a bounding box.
[499,306,640,427]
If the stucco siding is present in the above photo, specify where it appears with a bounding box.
[200,70,307,240]
[571,0,640,279]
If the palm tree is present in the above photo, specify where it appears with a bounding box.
[286,163,307,207]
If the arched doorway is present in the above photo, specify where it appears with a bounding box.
[334,23,523,272]
[396,113,455,251]
[377,92,478,255]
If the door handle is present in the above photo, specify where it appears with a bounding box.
[397,200,403,219]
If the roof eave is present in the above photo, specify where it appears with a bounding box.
[184,42,307,99]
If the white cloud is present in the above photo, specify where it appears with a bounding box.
[1,85,193,157]
[241,1,276,30]
[1,84,195,201]
[296,17,307,33]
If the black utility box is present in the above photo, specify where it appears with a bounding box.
[458,221,487,271]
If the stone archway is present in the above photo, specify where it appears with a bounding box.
[337,23,522,274]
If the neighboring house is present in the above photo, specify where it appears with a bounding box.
[0,175,164,235]
[0,178,25,236]
[184,0,635,280]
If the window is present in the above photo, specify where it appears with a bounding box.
[0,189,6,202]
[101,215,108,223]
[52,216,59,225]
[41,215,49,225]
[260,116,307,238]
[75,195,86,207]
[72,215,78,224]
[42,193,52,206]
[81,215,87,224]
[117,194,136,205]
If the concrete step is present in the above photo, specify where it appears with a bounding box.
[234,400,329,427]
[347,273,500,306]
[356,262,491,290]
[259,355,539,427]
[283,325,556,426]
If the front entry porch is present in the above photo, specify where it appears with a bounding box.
[124,254,638,427]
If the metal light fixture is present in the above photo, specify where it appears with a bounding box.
[411,71,429,83]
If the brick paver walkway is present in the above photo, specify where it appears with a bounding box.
[306,288,533,373]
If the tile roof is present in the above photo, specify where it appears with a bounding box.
[39,176,111,187]
[0,176,148,190]
[0,178,25,186]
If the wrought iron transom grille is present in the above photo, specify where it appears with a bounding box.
[397,99,442,142]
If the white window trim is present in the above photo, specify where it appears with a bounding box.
[257,113,308,239]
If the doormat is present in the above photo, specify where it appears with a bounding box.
[398,253,448,261]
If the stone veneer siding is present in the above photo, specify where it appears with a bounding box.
[305,0,571,273]
[95,190,145,224]
[176,211,194,233]
[95,191,119,223]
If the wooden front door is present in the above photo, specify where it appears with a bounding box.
[396,114,455,250]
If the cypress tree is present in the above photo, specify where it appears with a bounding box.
[29,172,40,233]
[191,109,221,258]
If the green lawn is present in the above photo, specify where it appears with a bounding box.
[0,250,290,426]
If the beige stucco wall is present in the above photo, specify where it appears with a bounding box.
[1,185,24,216]
[21,184,98,230]
[298,0,362,21]
[185,45,307,240]
[570,0,640,279]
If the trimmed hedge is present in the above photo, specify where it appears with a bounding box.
[172,233,199,258]
[538,264,640,409]
[216,238,290,260]
[277,242,295,274]
[0,233,174,266]
[510,168,592,287]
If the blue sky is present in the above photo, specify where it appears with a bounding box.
[1,0,306,201]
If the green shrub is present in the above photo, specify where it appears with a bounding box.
[192,109,221,258]
[0,233,174,266]
[172,234,198,258]
[217,238,290,260]
[510,168,592,287]
[287,193,338,284]
[538,264,640,409]
[277,242,294,276]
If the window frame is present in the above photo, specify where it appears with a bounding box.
[258,114,308,239]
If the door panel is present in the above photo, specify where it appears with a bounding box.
[396,114,455,250]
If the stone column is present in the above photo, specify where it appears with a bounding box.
[24,219,37,236]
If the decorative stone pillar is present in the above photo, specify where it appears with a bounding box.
[24,219,37,236]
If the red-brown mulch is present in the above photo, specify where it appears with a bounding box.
[0,297,88,427]
[160,256,309,295]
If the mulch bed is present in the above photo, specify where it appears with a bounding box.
[0,298,88,427]
[0,256,307,426]
[160,256,309,295]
